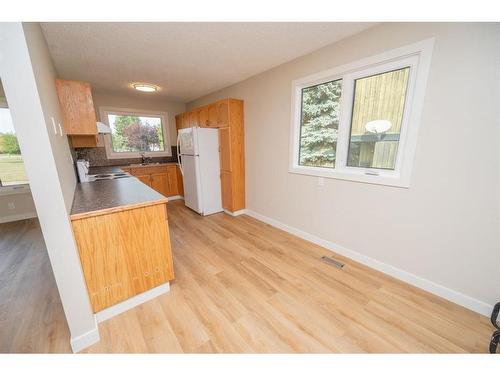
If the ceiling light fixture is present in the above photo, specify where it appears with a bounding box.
[132,83,158,93]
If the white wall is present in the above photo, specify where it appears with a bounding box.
[188,23,500,315]
[93,91,185,146]
[0,87,37,223]
[0,191,37,223]
[0,22,97,351]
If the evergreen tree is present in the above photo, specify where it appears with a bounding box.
[299,80,342,167]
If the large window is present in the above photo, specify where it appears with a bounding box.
[290,39,434,187]
[100,107,171,159]
[0,103,29,189]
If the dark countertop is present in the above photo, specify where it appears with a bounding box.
[88,166,125,175]
[88,163,179,175]
[70,177,167,219]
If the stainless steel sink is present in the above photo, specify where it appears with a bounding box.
[129,162,160,167]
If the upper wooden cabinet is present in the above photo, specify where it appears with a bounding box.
[218,127,231,172]
[175,114,183,130]
[216,99,229,127]
[198,106,209,128]
[55,79,97,135]
[207,103,218,128]
[188,110,199,128]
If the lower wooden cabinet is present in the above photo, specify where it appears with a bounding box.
[128,164,183,198]
[151,172,169,196]
[71,203,174,312]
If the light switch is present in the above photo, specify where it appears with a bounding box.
[317,177,324,186]
[51,117,57,135]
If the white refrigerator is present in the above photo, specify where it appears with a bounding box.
[177,127,223,216]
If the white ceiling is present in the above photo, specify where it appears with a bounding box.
[40,23,375,103]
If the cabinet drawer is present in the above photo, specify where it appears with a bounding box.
[130,166,167,176]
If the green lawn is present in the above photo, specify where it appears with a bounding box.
[0,154,28,185]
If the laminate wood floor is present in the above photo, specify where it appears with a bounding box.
[0,202,493,353]
[0,218,71,353]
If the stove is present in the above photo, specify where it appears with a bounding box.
[76,159,131,182]
[88,172,131,182]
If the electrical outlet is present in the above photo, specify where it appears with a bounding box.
[317,177,324,186]
[8,202,15,210]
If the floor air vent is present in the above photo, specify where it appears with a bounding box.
[321,256,344,269]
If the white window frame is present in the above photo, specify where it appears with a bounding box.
[100,106,172,160]
[0,101,30,194]
[289,38,434,188]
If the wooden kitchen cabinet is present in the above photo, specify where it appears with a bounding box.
[220,171,233,210]
[55,79,97,135]
[207,103,218,127]
[182,113,190,129]
[198,106,209,128]
[216,99,229,127]
[71,202,174,312]
[151,172,170,196]
[128,164,184,198]
[188,110,199,128]
[175,114,183,130]
[218,127,231,172]
[175,98,245,213]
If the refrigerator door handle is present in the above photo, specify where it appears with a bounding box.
[177,134,184,176]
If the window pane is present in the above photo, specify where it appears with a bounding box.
[108,114,165,153]
[299,79,342,168]
[0,108,29,186]
[347,67,410,170]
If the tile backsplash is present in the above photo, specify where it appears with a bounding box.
[73,146,178,167]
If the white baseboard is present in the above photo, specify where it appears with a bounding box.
[167,195,184,201]
[70,315,100,353]
[224,208,247,217]
[96,282,170,323]
[244,209,493,317]
[0,212,37,224]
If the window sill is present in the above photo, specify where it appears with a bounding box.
[0,184,31,196]
[288,166,410,188]
[105,151,172,160]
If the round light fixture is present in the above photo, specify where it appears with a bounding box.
[365,120,392,134]
[132,83,158,93]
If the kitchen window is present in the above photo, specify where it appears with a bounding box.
[100,107,171,159]
[290,39,434,187]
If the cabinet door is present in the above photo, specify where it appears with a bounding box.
[188,111,199,128]
[175,114,183,130]
[136,174,151,186]
[219,127,231,172]
[220,171,233,210]
[166,166,178,196]
[71,203,174,312]
[198,106,209,128]
[151,172,170,196]
[182,113,190,129]
[55,79,97,135]
[217,99,229,127]
[176,165,184,196]
[207,104,218,127]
